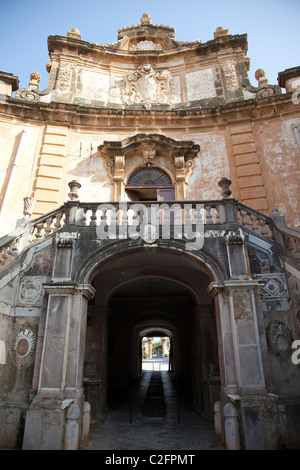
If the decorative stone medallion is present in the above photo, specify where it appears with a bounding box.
[12,330,36,366]
[266,321,294,360]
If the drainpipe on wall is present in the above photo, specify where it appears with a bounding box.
[0,130,27,228]
[292,123,300,148]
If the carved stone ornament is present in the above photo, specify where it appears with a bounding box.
[221,60,239,91]
[12,329,37,366]
[57,63,76,93]
[218,177,232,197]
[225,228,245,245]
[23,196,36,217]
[254,273,289,311]
[15,88,40,102]
[68,180,81,200]
[18,277,43,306]
[266,320,294,360]
[130,40,163,51]
[120,63,175,105]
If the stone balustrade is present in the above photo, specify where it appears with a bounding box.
[0,197,299,274]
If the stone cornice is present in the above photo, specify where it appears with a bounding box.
[0,92,298,129]
[47,32,248,59]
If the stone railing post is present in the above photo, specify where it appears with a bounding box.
[214,401,223,445]
[64,403,81,450]
[81,401,91,447]
[224,402,240,450]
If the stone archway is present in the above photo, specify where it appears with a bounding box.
[82,247,222,425]
[23,230,279,450]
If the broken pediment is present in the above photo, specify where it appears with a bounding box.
[98,134,200,200]
[98,133,200,161]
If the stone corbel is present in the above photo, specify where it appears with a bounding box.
[112,156,125,201]
[113,156,125,180]
[174,155,195,199]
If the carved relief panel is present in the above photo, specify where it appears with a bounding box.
[120,64,175,105]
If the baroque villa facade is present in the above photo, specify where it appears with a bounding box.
[0,13,299,450]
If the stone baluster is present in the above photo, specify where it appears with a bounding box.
[259,218,269,237]
[110,205,118,227]
[81,206,88,226]
[213,205,220,223]
[250,214,260,234]
[240,209,250,230]
[35,222,44,239]
[205,205,213,224]
[99,207,108,229]
[90,206,98,226]
[184,204,192,225]
[54,210,64,231]
[44,217,53,236]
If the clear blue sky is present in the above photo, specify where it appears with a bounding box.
[0,0,299,91]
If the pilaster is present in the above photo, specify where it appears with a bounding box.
[229,122,269,213]
[209,278,280,449]
[22,282,95,450]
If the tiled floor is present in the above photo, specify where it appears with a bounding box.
[82,370,224,451]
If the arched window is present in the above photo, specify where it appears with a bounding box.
[126,167,174,201]
[127,167,172,186]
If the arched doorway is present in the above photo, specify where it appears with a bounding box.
[82,247,222,425]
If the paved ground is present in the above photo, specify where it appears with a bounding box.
[82,369,224,451]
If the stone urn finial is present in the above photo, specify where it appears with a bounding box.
[29,72,41,91]
[255,68,268,87]
[218,177,232,198]
[30,72,41,83]
[141,13,152,24]
[68,180,81,200]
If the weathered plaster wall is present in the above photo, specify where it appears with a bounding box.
[186,132,230,200]
[255,117,300,228]
[0,122,42,235]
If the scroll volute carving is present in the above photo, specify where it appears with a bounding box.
[174,155,195,183]
[113,156,125,181]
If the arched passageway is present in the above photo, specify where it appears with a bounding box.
[82,247,221,427]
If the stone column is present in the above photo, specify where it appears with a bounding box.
[22,283,95,450]
[93,306,110,421]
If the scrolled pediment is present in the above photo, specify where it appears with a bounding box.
[98,133,200,160]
